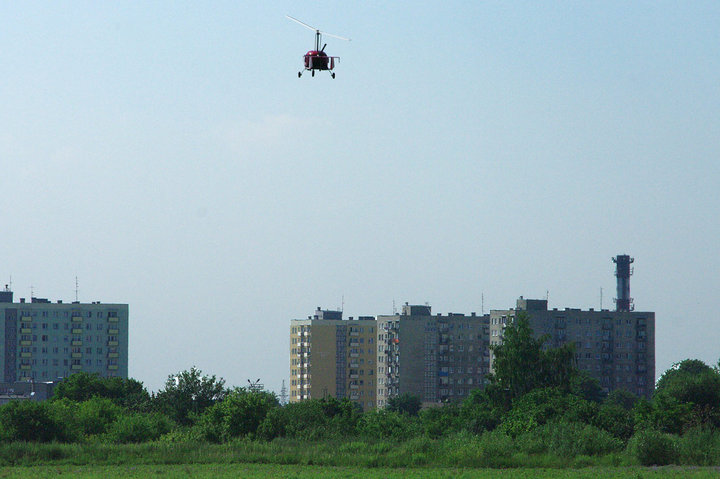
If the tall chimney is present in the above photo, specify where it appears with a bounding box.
[613,254,634,311]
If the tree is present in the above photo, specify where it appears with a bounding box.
[651,359,720,430]
[153,366,227,425]
[52,372,150,411]
[0,400,66,442]
[386,393,422,416]
[487,313,577,407]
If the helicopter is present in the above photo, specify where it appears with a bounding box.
[286,15,350,79]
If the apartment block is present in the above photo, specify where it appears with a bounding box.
[289,308,377,410]
[376,304,491,407]
[0,287,129,382]
[290,254,655,407]
[490,297,655,398]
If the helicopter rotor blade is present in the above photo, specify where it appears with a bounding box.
[320,31,351,42]
[286,15,319,33]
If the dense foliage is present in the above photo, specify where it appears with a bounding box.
[0,326,718,467]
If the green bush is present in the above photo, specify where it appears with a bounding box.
[477,429,513,460]
[0,400,67,442]
[593,402,635,441]
[677,427,720,465]
[628,428,678,466]
[105,412,174,443]
[419,404,461,439]
[77,397,123,436]
[499,388,570,437]
[357,409,419,440]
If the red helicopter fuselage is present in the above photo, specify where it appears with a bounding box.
[304,50,335,71]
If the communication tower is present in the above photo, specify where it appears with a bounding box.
[613,254,634,311]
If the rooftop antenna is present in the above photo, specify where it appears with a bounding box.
[481,293,484,315]
[75,276,79,302]
[8,275,12,291]
[341,295,344,313]
[600,287,603,310]
[30,284,34,298]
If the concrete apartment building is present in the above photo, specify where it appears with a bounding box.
[290,255,655,408]
[376,304,491,407]
[289,308,377,409]
[0,287,129,382]
[489,297,655,398]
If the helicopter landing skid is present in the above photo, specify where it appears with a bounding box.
[297,70,336,79]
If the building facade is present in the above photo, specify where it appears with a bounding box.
[0,288,129,382]
[290,308,377,410]
[376,304,491,407]
[291,299,655,408]
[489,297,655,398]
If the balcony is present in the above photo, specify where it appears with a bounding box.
[108,352,119,358]
[349,374,358,379]
[20,328,32,334]
[71,353,82,359]
[72,340,83,346]
[107,341,119,346]
[20,365,30,370]
[19,352,31,359]
[350,331,359,337]
[71,316,83,322]
[71,364,82,370]
[108,316,119,323]
[108,329,119,335]
[72,328,83,335]
[20,340,32,346]
[108,365,118,370]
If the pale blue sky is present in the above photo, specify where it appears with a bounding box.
[1,2,719,392]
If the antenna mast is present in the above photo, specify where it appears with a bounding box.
[75,276,79,302]
[280,380,288,405]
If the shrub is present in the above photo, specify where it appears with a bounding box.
[629,428,678,466]
[0,400,66,442]
[76,397,123,436]
[593,402,634,441]
[677,427,720,465]
[419,404,461,439]
[542,421,623,457]
[221,390,279,440]
[357,409,419,440]
[478,429,513,460]
[105,412,174,443]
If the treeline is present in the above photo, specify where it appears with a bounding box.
[0,314,719,467]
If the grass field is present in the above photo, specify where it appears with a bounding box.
[0,464,719,479]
